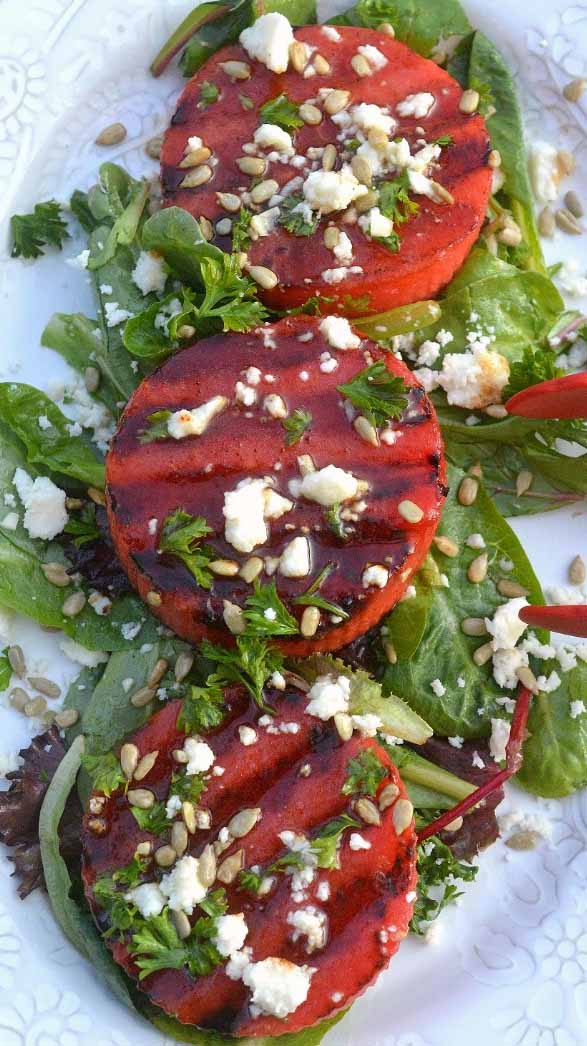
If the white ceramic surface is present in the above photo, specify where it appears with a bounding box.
[0,1,586,1043]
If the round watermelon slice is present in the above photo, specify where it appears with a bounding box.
[81,683,417,1036]
[161,23,492,316]
[105,315,446,654]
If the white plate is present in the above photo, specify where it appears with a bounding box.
[0,1,586,1043]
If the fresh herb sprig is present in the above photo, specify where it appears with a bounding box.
[342,750,387,796]
[259,94,303,131]
[81,752,126,797]
[338,362,410,427]
[292,563,350,620]
[411,829,477,934]
[11,200,69,259]
[159,510,216,589]
[278,194,319,237]
[282,408,312,447]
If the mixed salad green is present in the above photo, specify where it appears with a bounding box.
[2,0,587,1042]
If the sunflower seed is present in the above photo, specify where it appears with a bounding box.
[217,192,242,212]
[175,652,194,683]
[199,844,217,886]
[398,499,424,523]
[148,659,169,688]
[177,324,196,339]
[199,216,214,241]
[488,149,501,168]
[134,751,159,781]
[538,206,555,237]
[155,845,177,868]
[555,207,582,234]
[180,165,212,189]
[95,122,127,146]
[196,808,212,830]
[172,910,192,939]
[431,181,454,205]
[7,645,25,677]
[145,135,163,159]
[301,606,321,637]
[227,808,261,838]
[382,640,397,665]
[351,54,371,77]
[392,799,413,834]
[378,783,400,810]
[557,149,576,176]
[223,600,246,635]
[25,696,47,717]
[334,712,353,741]
[146,590,162,607]
[564,190,583,219]
[9,687,28,711]
[127,788,155,809]
[433,535,459,557]
[458,476,478,506]
[323,89,351,115]
[84,365,101,393]
[247,265,278,290]
[299,103,322,125]
[297,454,316,476]
[351,154,373,185]
[505,829,543,851]
[355,798,381,825]
[378,21,395,35]
[219,60,251,80]
[251,179,279,205]
[239,557,264,583]
[179,146,212,168]
[290,41,309,73]
[485,404,508,419]
[569,555,586,585]
[468,552,488,584]
[516,469,533,496]
[171,822,188,857]
[131,686,156,708]
[497,579,529,598]
[322,143,337,171]
[236,156,266,176]
[324,225,340,249]
[65,497,84,511]
[217,849,244,884]
[354,415,378,446]
[42,561,71,587]
[120,743,139,779]
[516,665,539,692]
[459,89,479,113]
[497,222,522,246]
[443,816,463,833]
[354,188,378,213]
[473,641,493,666]
[173,748,188,764]
[28,676,61,699]
[314,54,331,74]
[54,708,79,729]
[461,616,488,637]
[563,77,586,103]
[88,487,106,506]
[182,801,197,834]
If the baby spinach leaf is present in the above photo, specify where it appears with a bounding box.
[87,169,149,272]
[383,555,440,661]
[334,0,471,57]
[141,208,223,287]
[0,383,105,489]
[381,464,543,737]
[517,661,587,798]
[40,313,120,414]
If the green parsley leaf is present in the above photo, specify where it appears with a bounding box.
[375,231,401,254]
[431,134,454,147]
[337,361,409,427]
[63,504,100,546]
[170,769,207,805]
[311,814,361,869]
[197,253,266,332]
[81,752,126,797]
[238,868,265,894]
[132,911,190,979]
[292,562,350,620]
[131,801,171,835]
[324,503,348,542]
[259,94,303,131]
[178,683,227,733]
[139,410,172,444]
[378,172,419,229]
[112,854,150,888]
[282,408,312,446]
[410,828,477,934]
[342,750,387,797]
[11,200,69,259]
[244,579,299,636]
[159,510,216,589]
[278,194,319,237]
[0,648,11,692]
[505,346,564,400]
[231,207,253,253]
[199,888,228,920]
[199,81,219,107]
[94,854,149,935]
[200,635,285,710]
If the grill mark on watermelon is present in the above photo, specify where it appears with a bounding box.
[160,25,491,316]
[106,315,445,654]
[82,691,417,1036]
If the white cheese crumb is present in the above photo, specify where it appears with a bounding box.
[321,265,363,284]
[250,207,280,238]
[397,92,435,118]
[305,674,350,720]
[357,44,388,70]
[362,564,389,589]
[214,913,248,957]
[166,794,182,819]
[239,725,258,746]
[125,882,166,918]
[489,718,511,763]
[348,102,395,136]
[240,13,294,73]
[332,230,354,265]
[263,488,293,520]
[159,855,209,914]
[254,123,294,154]
[13,468,68,540]
[303,168,367,214]
[528,141,562,203]
[223,478,268,553]
[104,302,133,328]
[264,393,288,419]
[287,906,327,952]
[315,880,330,902]
[167,396,228,439]
[349,833,371,851]
[430,678,446,697]
[486,598,529,651]
[472,750,485,769]
[437,345,510,409]
[183,737,215,775]
[321,25,341,41]
[242,956,313,1018]
[466,533,486,549]
[132,251,168,295]
[351,713,382,737]
[279,535,311,578]
[571,700,586,719]
[293,464,360,506]
[448,735,464,748]
[234,380,257,407]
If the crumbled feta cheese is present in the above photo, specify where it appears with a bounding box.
[321,265,363,284]
[416,339,441,367]
[362,206,394,239]
[251,207,280,238]
[288,906,327,952]
[132,251,168,295]
[167,396,228,439]
[13,468,68,540]
[528,142,562,203]
[486,598,529,651]
[457,676,466,689]
[466,533,486,549]
[242,957,313,1018]
[239,725,258,746]
[448,735,464,748]
[224,478,268,553]
[125,882,166,918]
[240,13,294,73]
[351,713,382,737]
[159,855,209,914]
[305,674,350,720]
[430,678,446,697]
[437,345,510,409]
[166,794,182,818]
[537,670,562,693]
[319,352,338,373]
[184,737,215,775]
[493,648,528,690]
[321,25,341,41]
[254,123,294,154]
[348,103,395,136]
[303,168,367,214]
[38,414,51,430]
[235,381,257,407]
[362,564,389,589]
[555,259,587,298]
[315,880,330,902]
[570,700,586,719]
[319,315,361,350]
[279,535,311,578]
[215,913,248,957]
[293,464,360,506]
[357,44,388,70]
[226,947,254,981]
[59,638,108,668]
[397,92,435,118]
[349,833,371,851]
[332,230,354,265]
[472,750,485,769]
[489,718,511,763]
[264,394,288,419]
[263,488,293,520]
[104,302,133,328]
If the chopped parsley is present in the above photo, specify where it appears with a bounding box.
[377,172,419,234]
[198,81,219,108]
[292,562,349,620]
[324,503,348,541]
[505,346,564,400]
[273,814,360,872]
[278,194,319,237]
[337,362,410,427]
[244,579,299,637]
[431,133,454,146]
[200,635,285,711]
[239,93,254,110]
[342,750,387,797]
[130,800,171,835]
[133,890,228,979]
[178,683,227,734]
[259,94,303,131]
[159,510,216,589]
[238,868,265,894]
[63,504,100,546]
[411,829,477,935]
[197,254,266,332]
[231,207,253,253]
[11,200,69,259]
[81,752,126,797]
[170,768,207,805]
[282,408,312,446]
[139,409,172,444]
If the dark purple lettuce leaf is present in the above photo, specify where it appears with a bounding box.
[59,505,130,598]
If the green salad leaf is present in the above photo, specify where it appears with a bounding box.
[517,660,587,798]
[334,0,471,56]
[40,313,120,415]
